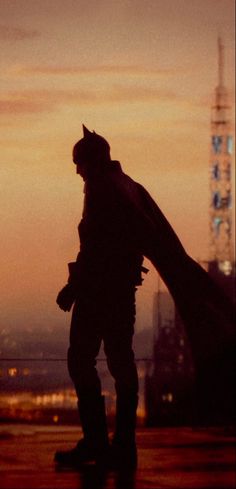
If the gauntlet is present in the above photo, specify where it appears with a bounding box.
[56,283,76,312]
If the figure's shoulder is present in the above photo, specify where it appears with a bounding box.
[117,170,149,199]
[86,161,152,206]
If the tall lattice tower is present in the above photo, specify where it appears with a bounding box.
[209,37,234,276]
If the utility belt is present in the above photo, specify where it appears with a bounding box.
[68,254,148,288]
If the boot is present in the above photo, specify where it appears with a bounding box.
[54,438,97,467]
[55,395,109,468]
[110,394,138,469]
[79,394,110,466]
[110,438,137,470]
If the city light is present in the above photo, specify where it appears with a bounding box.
[8,368,18,377]
[162,393,173,403]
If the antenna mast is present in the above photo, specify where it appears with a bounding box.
[209,38,233,276]
[218,36,224,87]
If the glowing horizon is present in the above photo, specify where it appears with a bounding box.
[0,0,235,334]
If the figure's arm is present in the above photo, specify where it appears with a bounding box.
[56,249,87,312]
[56,184,99,312]
[56,267,77,312]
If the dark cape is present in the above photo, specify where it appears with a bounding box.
[109,162,235,380]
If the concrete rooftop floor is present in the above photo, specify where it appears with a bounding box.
[0,425,235,489]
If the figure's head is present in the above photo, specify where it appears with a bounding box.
[73,125,111,179]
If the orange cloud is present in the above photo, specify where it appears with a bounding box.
[0,24,40,41]
[11,63,193,77]
[0,86,196,116]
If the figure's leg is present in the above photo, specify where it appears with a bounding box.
[103,287,139,468]
[105,337,139,446]
[55,299,109,467]
[67,299,102,399]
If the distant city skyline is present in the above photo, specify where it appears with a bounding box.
[0,0,235,335]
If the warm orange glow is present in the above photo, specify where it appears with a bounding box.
[8,368,18,378]
[162,393,173,403]
[0,1,234,336]
[22,368,30,376]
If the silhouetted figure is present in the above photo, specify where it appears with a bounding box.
[55,126,144,470]
[55,126,235,469]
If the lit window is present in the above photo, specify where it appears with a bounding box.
[22,368,30,376]
[219,260,232,276]
[213,217,222,236]
[226,136,233,154]
[211,162,220,180]
[212,135,222,153]
[8,368,18,377]
[167,393,173,402]
[162,392,173,403]
[212,191,221,209]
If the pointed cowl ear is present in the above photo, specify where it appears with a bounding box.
[82,124,93,138]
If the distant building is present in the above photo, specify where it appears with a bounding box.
[209,37,234,278]
[145,287,194,426]
[145,38,235,426]
[208,38,235,305]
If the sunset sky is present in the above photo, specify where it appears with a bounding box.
[0,0,235,337]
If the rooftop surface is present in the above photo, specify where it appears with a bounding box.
[0,425,235,489]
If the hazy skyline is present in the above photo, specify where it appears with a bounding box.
[0,0,235,335]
